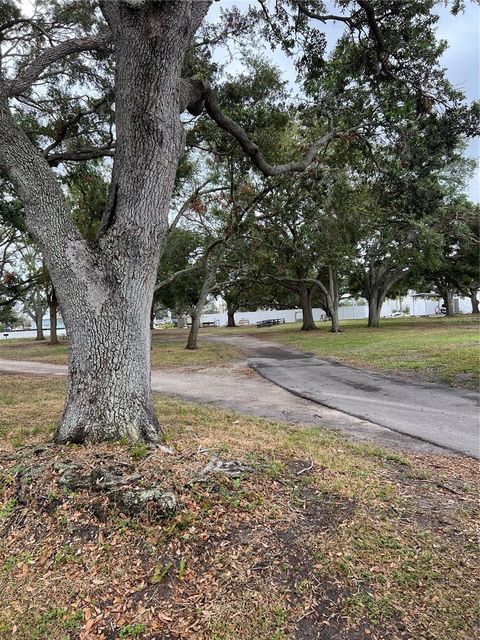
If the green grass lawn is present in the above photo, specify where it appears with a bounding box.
[0,375,478,640]
[0,329,241,369]
[262,315,480,389]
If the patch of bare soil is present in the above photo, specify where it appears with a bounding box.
[384,452,480,539]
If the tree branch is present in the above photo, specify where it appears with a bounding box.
[154,265,198,292]
[201,84,336,176]
[292,0,355,25]
[42,97,111,157]
[46,145,115,167]
[293,0,419,91]
[5,30,112,97]
[169,178,227,233]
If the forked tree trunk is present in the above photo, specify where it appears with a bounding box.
[299,288,317,331]
[186,247,223,350]
[26,288,46,340]
[49,290,59,345]
[0,2,211,444]
[469,289,479,314]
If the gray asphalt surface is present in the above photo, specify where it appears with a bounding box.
[245,343,480,458]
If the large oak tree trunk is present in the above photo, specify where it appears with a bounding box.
[299,288,317,331]
[439,288,455,316]
[55,289,159,443]
[0,2,211,444]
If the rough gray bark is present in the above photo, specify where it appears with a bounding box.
[59,297,160,443]
[0,2,211,443]
[299,287,317,331]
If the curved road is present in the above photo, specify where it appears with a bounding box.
[214,336,480,459]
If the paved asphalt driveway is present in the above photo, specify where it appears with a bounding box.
[248,344,479,458]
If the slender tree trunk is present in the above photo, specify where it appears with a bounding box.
[35,306,45,341]
[49,289,59,345]
[150,305,155,330]
[186,313,200,350]
[226,302,237,328]
[186,248,223,350]
[469,289,479,314]
[328,266,340,333]
[299,287,317,331]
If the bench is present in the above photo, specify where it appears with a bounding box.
[256,318,286,328]
[201,321,217,328]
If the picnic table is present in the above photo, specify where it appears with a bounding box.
[256,318,286,328]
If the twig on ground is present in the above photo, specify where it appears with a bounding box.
[297,455,314,475]
[297,609,316,623]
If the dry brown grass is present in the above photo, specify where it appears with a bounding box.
[0,375,478,640]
